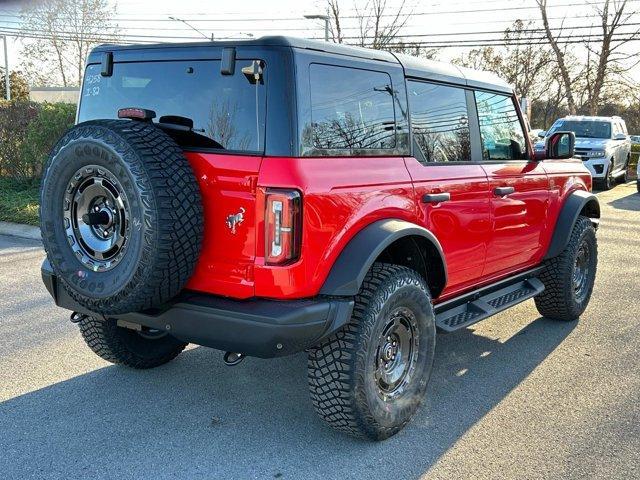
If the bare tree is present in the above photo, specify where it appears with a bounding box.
[353,0,409,50]
[582,0,639,114]
[327,0,434,55]
[327,0,344,43]
[537,0,639,115]
[20,0,118,87]
[536,0,578,114]
[454,21,555,101]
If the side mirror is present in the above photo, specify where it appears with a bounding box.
[614,133,627,141]
[545,131,575,160]
[538,130,546,138]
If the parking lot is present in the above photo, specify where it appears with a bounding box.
[1,182,638,480]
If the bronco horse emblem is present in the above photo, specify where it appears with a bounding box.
[226,208,245,234]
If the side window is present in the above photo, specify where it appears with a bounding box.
[475,91,527,161]
[612,122,621,136]
[303,64,396,153]
[408,81,471,163]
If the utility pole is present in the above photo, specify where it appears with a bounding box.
[304,13,330,42]
[2,35,9,101]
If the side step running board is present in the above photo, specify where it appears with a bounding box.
[434,274,544,333]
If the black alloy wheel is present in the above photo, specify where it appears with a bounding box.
[372,307,420,401]
[308,263,436,440]
[64,165,131,272]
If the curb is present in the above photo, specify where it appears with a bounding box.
[0,221,41,240]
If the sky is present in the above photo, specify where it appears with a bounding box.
[0,0,639,82]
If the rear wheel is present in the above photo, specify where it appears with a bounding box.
[79,315,187,369]
[307,263,436,440]
[535,216,597,321]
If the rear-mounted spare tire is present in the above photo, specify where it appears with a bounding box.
[40,119,203,315]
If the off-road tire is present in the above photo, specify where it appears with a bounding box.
[79,316,187,369]
[40,120,203,315]
[308,263,436,440]
[535,216,597,321]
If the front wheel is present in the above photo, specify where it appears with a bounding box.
[307,263,436,440]
[619,155,630,184]
[600,160,615,190]
[535,216,597,321]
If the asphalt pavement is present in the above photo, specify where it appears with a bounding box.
[1,182,639,479]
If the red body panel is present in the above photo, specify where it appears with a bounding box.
[403,157,491,295]
[254,156,415,298]
[481,161,549,277]
[184,152,261,299]
[183,151,591,303]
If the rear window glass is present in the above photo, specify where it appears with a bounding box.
[408,81,471,163]
[303,63,396,154]
[79,60,265,153]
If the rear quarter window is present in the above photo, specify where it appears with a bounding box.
[78,60,266,153]
[301,63,397,156]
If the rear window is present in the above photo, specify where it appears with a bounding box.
[408,81,471,163]
[302,63,396,155]
[78,60,265,153]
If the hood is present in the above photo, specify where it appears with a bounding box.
[573,137,610,149]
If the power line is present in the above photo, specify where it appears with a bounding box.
[2,27,637,49]
[2,17,638,44]
[1,0,638,23]
[0,0,516,18]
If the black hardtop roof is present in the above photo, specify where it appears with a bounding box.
[90,36,513,94]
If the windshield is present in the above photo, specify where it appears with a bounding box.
[78,60,265,153]
[548,120,611,139]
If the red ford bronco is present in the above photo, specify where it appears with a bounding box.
[40,37,599,440]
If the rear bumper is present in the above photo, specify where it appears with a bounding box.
[41,261,354,358]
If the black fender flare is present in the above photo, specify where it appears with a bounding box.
[544,189,600,260]
[319,219,447,296]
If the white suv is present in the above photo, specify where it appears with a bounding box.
[540,116,631,190]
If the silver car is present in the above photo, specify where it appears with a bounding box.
[539,116,631,190]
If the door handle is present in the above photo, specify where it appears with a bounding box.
[494,186,515,197]
[422,192,451,204]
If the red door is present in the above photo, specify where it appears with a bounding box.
[472,90,550,278]
[481,161,550,277]
[405,158,492,296]
[404,80,492,298]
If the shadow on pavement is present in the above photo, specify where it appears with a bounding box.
[0,316,576,479]
[606,189,640,211]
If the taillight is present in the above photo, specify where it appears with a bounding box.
[265,189,301,265]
